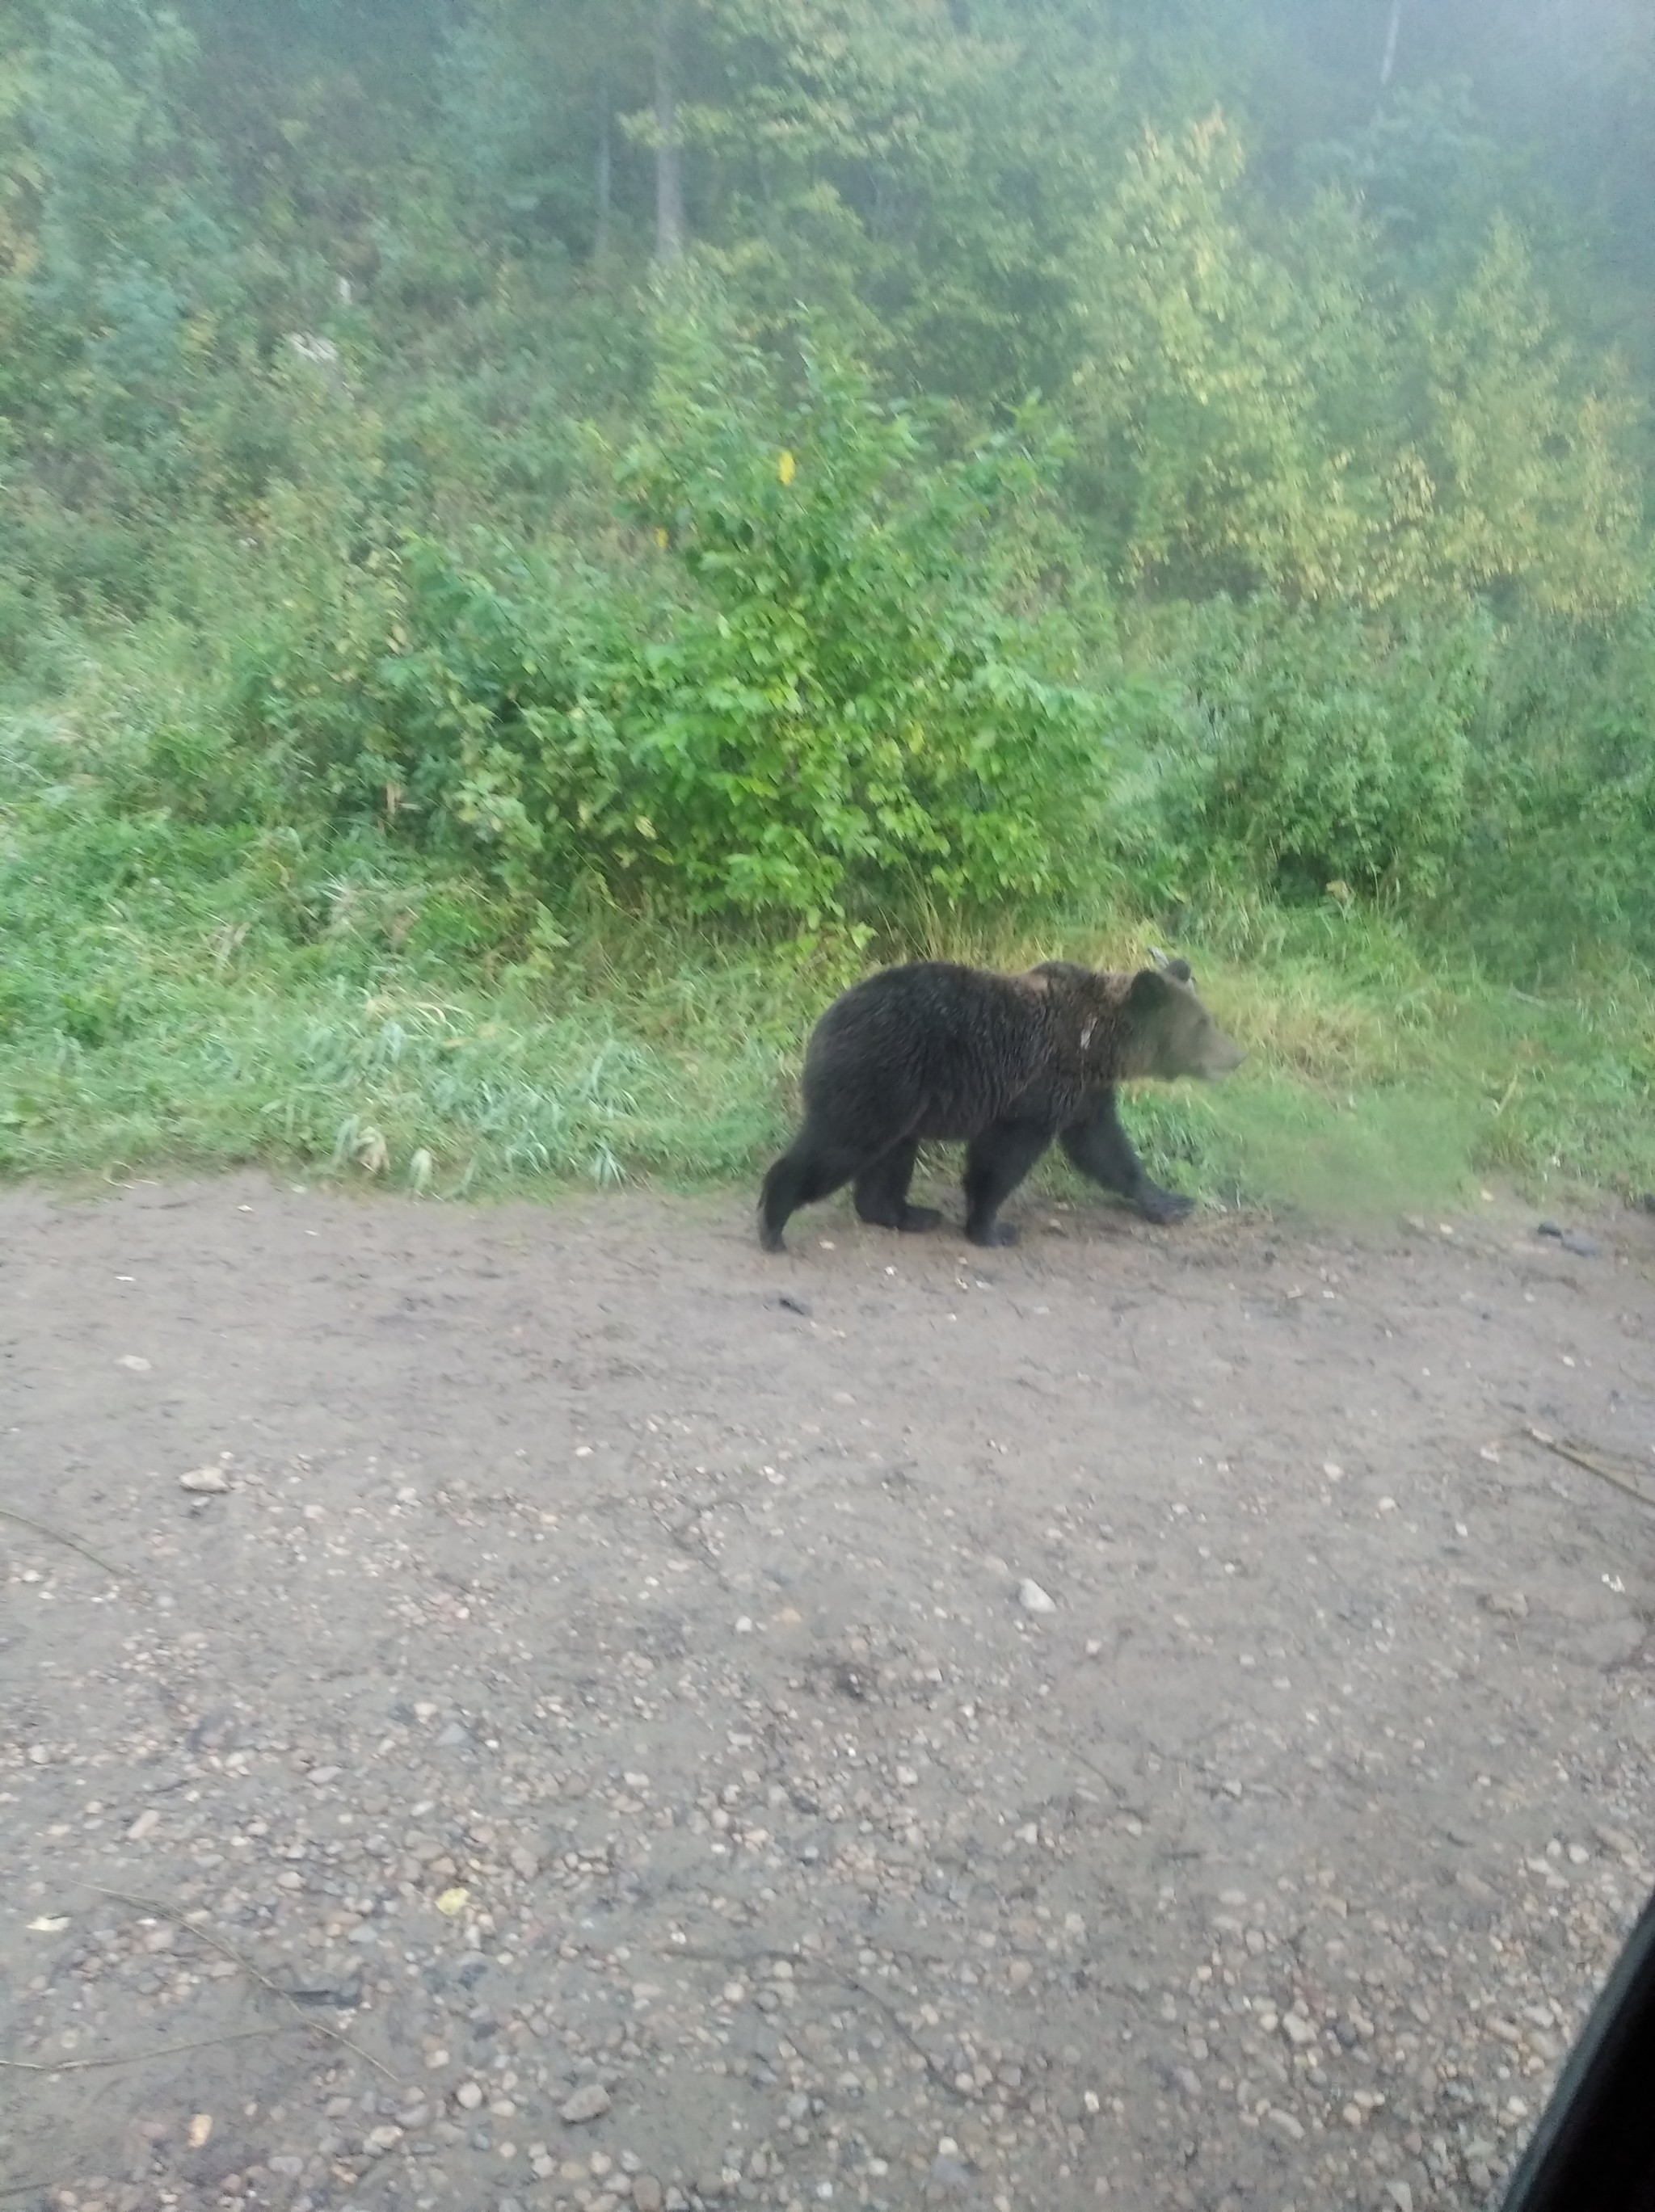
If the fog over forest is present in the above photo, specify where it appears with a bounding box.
[0,2,1651,1201]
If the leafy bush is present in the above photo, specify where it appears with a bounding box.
[245,329,1110,927]
[1459,601,1655,970]
[1131,598,1491,908]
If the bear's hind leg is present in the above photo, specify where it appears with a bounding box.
[962,1121,1053,1247]
[760,1135,870,1251]
[1060,1091,1193,1224]
[853,1138,941,1234]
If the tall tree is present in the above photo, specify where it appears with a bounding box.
[652,1,685,261]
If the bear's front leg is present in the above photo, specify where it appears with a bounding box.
[1059,1091,1194,1224]
[962,1121,1054,1246]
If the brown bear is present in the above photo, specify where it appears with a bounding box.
[759,951,1242,1251]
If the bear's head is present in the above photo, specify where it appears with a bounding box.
[1125,963,1244,1081]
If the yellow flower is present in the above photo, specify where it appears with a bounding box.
[655,526,669,548]
[777,449,796,485]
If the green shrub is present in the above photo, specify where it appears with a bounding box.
[1459,601,1655,971]
[1140,598,1491,907]
[241,330,1109,929]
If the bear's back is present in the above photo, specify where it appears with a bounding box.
[803,961,1054,1138]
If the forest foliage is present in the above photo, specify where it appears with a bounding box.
[1,0,1653,1194]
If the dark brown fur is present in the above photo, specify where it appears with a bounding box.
[759,954,1242,1251]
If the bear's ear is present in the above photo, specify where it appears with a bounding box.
[1149,947,1193,983]
[1128,966,1175,1012]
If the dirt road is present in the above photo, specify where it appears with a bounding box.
[3,1174,1653,2212]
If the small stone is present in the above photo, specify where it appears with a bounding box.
[633,2180,664,2212]
[510,1844,539,1878]
[118,1355,152,1372]
[928,2155,974,2196]
[456,2083,484,2111]
[1265,2109,1304,2143]
[1018,1579,1056,1615]
[1282,2012,1317,2047]
[561,2084,612,2125]
[1482,1591,1529,1621]
[1384,2186,1414,2212]
[179,1466,230,1494]
[126,1809,160,1841]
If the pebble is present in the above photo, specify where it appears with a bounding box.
[1017,1579,1056,1615]
[179,1465,231,1493]
[928,2153,974,2195]
[632,2180,664,2212]
[561,2084,612,2125]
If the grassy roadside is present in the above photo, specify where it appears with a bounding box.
[5,751,1652,1217]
